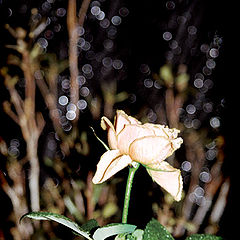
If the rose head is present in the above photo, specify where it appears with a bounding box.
[92,110,183,201]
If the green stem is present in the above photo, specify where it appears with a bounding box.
[122,162,140,224]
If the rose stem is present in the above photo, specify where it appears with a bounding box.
[122,162,140,224]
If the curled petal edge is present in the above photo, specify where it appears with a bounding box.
[147,161,183,201]
[92,150,132,184]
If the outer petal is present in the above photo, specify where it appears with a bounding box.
[117,125,155,154]
[147,161,183,201]
[129,136,182,165]
[101,116,118,149]
[115,110,141,135]
[143,123,180,139]
[92,150,132,184]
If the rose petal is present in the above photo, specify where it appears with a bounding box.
[143,123,180,139]
[114,110,131,135]
[101,116,118,149]
[92,150,132,184]
[129,136,175,165]
[117,125,155,154]
[147,161,183,201]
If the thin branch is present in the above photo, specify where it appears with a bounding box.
[3,101,20,125]
[67,0,91,123]
[78,0,92,27]
[67,0,79,122]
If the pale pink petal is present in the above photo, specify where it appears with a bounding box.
[143,123,180,139]
[117,125,155,154]
[92,150,132,184]
[101,116,118,149]
[114,110,132,135]
[101,116,114,131]
[147,161,183,201]
[129,136,174,165]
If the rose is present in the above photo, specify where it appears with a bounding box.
[92,110,183,201]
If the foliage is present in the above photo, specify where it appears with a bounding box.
[21,213,222,240]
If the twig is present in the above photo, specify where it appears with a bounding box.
[67,0,91,123]
[67,0,80,122]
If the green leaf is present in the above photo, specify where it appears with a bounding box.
[185,234,223,240]
[81,219,99,233]
[93,223,137,240]
[20,212,93,240]
[143,219,174,240]
[115,229,144,240]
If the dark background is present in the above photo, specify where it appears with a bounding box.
[0,0,235,239]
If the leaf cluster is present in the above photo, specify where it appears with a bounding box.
[21,212,222,240]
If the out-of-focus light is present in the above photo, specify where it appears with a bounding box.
[181,161,191,172]
[166,1,175,10]
[169,40,178,49]
[100,18,110,28]
[10,139,20,147]
[200,44,209,53]
[90,1,100,7]
[111,16,122,25]
[210,117,220,128]
[56,8,66,17]
[202,66,212,76]
[194,78,203,88]
[209,48,219,58]
[194,186,205,198]
[188,25,197,35]
[78,37,85,48]
[139,64,150,74]
[81,41,91,51]
[147,110,157,122]
[144,79,153,88]
[58,95,68,106]
[66,110,76,120]
[77,26,85,36]
[206,59,216,69]
[103,39,114,50]
[206,149,217,160]
[77,75,86,86]
[96,11,105,20]
[8,146,20,157]
[204,79,214,89]
[82,64,92,74]
[77,99,87,110]
[91,6,100,16]
[154,81,161,89]
[119,7,129,17]
[163,31,172,41]
[192,119,201,129]
[47,139,56,151]
[62,122,72,132]
[44,30,54,40]
[102,57,112,68]
[199,171,211,183]
[203,102,213,113]
[42,1,51,12]
[80,87,90,97]
[107,26,117,39]
[37,37,48,48]
[184,118,193,128]
[59,116,68,126]
[186,104,196,114]
[113,59,123,69]
[61,79,70,90]
[66,103,77,112]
